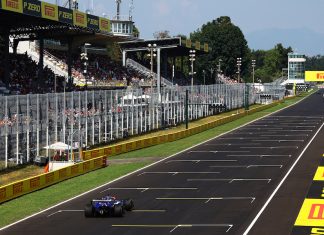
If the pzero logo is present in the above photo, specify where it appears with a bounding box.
[308,204,324,220]
[44,5,55,17]
[6,0,19,9]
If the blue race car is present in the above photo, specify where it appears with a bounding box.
[84,195,134,217]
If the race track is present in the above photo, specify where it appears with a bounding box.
[2,92,324,235]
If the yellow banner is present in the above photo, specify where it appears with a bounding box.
[186,39,192,48]
[41,2,58,21]
[99,17,110,32]
[1,0,23,13]
[73,10,87,27]
[204,43,209,52]
[195,41,201,50]
[305,71,324,82]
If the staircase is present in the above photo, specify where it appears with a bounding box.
[18,41,85,84]
[126,58,173,87]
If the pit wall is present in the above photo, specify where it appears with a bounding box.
[0,100,284,204]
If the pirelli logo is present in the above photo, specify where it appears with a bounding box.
[76,13,85,24]
[104,147,112,155]
[44,5,55,17]
[13,182,23,195]
[100,19,108,29]
[71,165,79,175]
[83,161,90,171]
[45,172,54,184]
[317,73,324,79]
[30,177,40,189]
[0,188,6,201]
[309,204,324,220]
[6,0,19,9]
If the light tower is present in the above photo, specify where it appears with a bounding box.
[116,0,122,20]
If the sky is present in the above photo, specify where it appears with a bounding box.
[45,0,324,55]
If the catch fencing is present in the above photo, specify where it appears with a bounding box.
[0,83,285,169]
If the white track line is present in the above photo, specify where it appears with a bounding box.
[242,121,324,235]
[111,224,234,233]
[137,172,220,176]
[209,165,282,169]
[240,146,298,149]
[251,140,304,142]
[189,150,250,153]
[156,197,256,203]
[0,94,311,231]
[205,143,261,146]
[47,210,84,217]
[227,154,291,158]
[187,178,271,183]
[100,187,198,193]
[165,159,237,163]
[261,135,308,137]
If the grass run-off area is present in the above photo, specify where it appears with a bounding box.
[0,91,313,228]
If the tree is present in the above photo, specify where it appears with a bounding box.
[251,44,292,83]
[190,16,250,83]
[153,30,171,39]
[133,25,140,38]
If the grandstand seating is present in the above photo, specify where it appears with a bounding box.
[46,49,147,88]
[0,53,65,95]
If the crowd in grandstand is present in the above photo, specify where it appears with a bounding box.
[46,49,146,88]
[0,53,66,95]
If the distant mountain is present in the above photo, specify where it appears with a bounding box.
[246,28,324,56]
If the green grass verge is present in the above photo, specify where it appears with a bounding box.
[0,91,312,228]
[0,162,149,228]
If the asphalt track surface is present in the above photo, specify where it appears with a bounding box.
[1,92,324,235]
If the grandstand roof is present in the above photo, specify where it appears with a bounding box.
[0,0,135,48]
[119,37,209,56]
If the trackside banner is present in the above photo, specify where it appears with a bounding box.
[99,17,110,32]
[305,71,324,82]
[73,10,87,27]
[41,1,58,21]
[0,0,111,33]
[87,14,99,30]
[23,0,40,17]
[58,6,72,25]
[1,0,23,13]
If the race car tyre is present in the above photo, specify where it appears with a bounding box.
[124,199,134,211]
[114,205,123,217]
[84,204,94,217]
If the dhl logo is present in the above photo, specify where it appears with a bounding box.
[76,13,85,24]
[44,5,55,17]
[317,73,324,79]
[6,0,19,9]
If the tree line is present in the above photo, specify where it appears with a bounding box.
[188,16,293,84]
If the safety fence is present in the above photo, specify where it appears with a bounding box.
[0,99,283,204]
[82,101,281,160]
[0,83,285,169]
